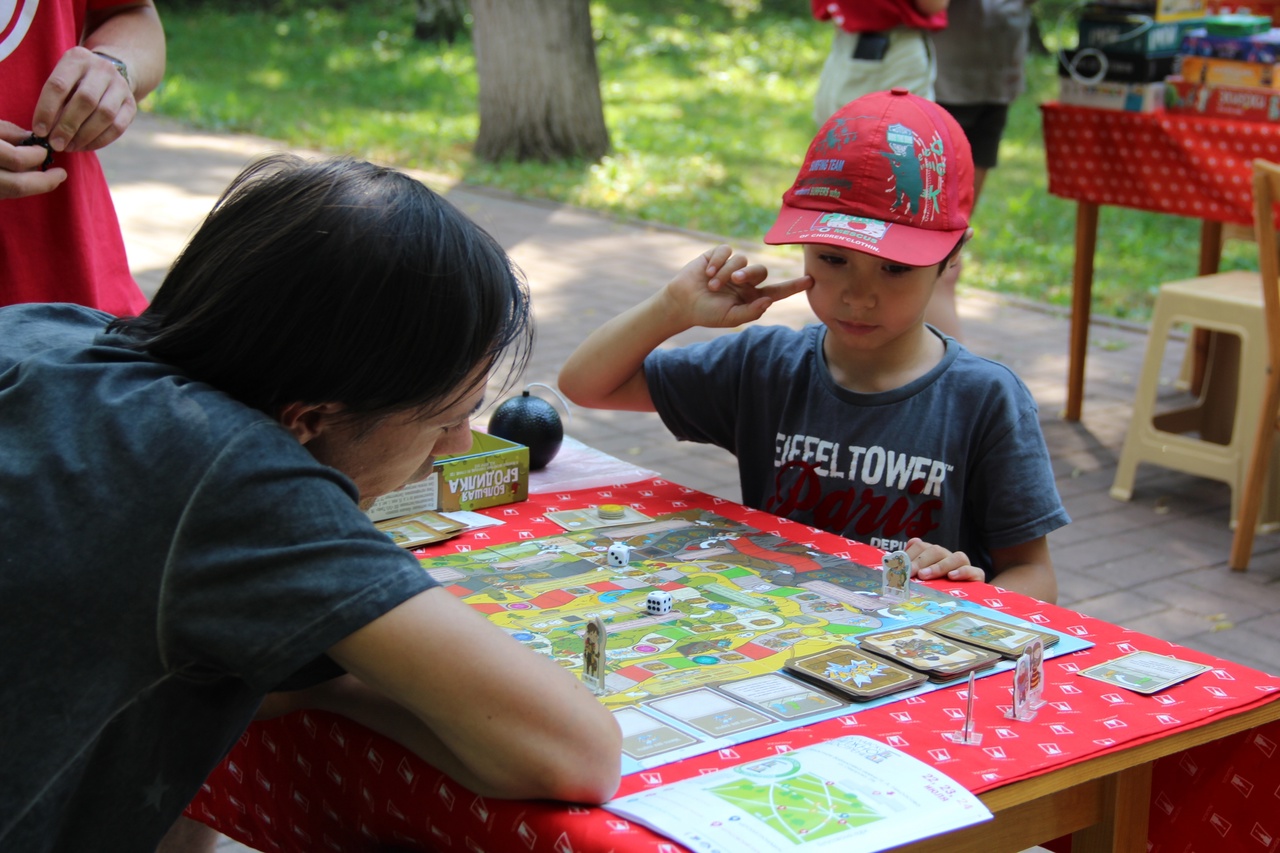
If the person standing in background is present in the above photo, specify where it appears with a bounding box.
[926,0,1033,338]
[810,0,949,127]
[810,1,960,337]
[933,0,1032,206]
[0,0,165,315]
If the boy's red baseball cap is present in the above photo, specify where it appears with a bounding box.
[765,88,974,266]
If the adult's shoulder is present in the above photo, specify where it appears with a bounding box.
[0,303,114,365]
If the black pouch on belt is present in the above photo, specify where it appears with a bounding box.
[853,31,890,61]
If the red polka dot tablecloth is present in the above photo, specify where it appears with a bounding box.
[188,479,1280,853]
[1041,103,1280,225]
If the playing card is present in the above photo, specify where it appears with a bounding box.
[926,611,1060,659]
[545,505,653,531]
[857,626,1001,680]
[783,645,927,700]
[1078,651,1212,694]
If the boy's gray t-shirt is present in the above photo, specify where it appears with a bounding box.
[0,304,437,851]
[644,324,1068,570]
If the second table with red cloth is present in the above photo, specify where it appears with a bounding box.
[1041,102,1280,225]
[188,477,1280,852]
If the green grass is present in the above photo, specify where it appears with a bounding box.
[146,0,1257,323]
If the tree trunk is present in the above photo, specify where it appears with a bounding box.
[470,0,610,163]
[414,0,469,43]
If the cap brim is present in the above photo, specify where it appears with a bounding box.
[764,204,966,267]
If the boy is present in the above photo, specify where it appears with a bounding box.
[559,89,1066,603]
[0,155,620,852]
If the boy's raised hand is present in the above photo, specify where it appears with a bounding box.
[560,244,810,414]
[665,244,812,329]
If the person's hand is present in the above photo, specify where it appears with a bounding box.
[0,121,68,200]
[664,244,812,329]
[905,537,985,584]
[31,46,137,155]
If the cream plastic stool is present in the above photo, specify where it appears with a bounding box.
[1174,221,1257,391]
[1110,270,1280,532]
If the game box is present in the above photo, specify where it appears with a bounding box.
[1179,53,1280,87]
[1058,76,1166,111]
[1180,26,1280,64]
[1078,11,1205,56]
[1164,74,1280,120]
[1082,0,1208,22]
[1058,47,1177,82]
[364,429,529,520]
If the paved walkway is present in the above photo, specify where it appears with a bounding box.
[103,113,1280,682]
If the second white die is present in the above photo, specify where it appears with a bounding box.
[646,590,672,616]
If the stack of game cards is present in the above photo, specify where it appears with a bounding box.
[783,645,927,701]
[856,626,1001,683]
[374,511,466,548]
[923,612,1060,660]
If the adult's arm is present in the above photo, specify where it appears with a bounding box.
[915,0,949,14]
[324,587,623,804]
[32,0,165,153]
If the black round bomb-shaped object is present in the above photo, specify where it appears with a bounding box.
[488,390,564,470]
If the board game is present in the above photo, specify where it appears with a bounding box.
[418,509,1091,773]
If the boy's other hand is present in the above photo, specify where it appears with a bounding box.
[905,537,985,584]
[667,244,812,328]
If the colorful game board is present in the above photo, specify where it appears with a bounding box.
[418,510,1091,773]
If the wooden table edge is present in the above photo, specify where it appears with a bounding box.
[884,694,1280,853]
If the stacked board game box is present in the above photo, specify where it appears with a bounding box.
[1165,13,1280,119]
[1077,4,1206,56]
[1081,0,1209,21]
[1060,1,1209,110]
[364,429,529,519]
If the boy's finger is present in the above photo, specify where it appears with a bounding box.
[730,261,769,283]
[719,253,750,277]
[758,274,813,299]
[704,243,734,275]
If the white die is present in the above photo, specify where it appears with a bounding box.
[646,590,673,616]
[607,543,632,568]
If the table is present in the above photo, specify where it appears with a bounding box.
[1040,103,1280,421]
[187,472,1280,853]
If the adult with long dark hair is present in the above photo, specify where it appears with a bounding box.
[0,154,621,851]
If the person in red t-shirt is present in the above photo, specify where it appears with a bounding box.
[811,0,949,125]
[811,1,963,339]
[0,0,165,316]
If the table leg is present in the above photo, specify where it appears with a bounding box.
[1066,201,1099,422]
[1189,220,1226,393]
[1069,763,1152,853]
[1199,220,1224,275]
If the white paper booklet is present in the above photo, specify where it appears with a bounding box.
[604,736,991,853]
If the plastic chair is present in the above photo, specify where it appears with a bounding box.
[1110,158,1280,570]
